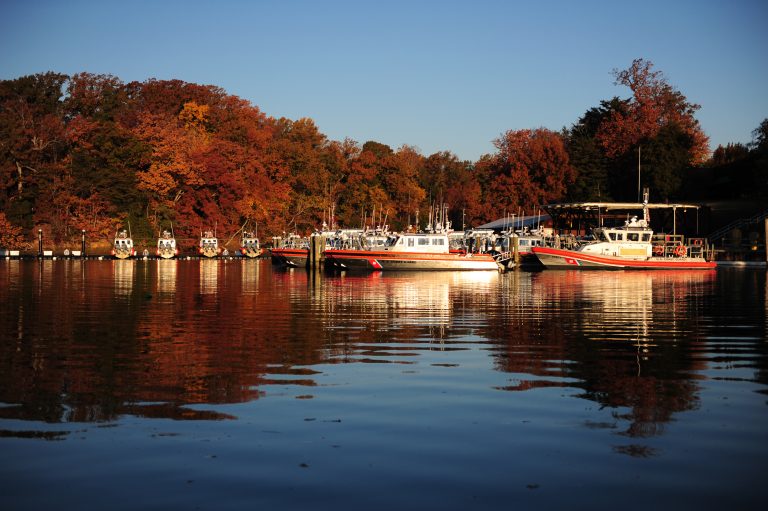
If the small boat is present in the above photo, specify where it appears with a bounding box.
[531,209,715,270]
[156,230,178,259]
[324,231,500,271]
[112,229,135,259]
[240,231,262,258]
[198,230,221,258]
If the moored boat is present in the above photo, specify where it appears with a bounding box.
[240,231,262,258]
[199,230,221,258]
[324,232,500,271]
[156,230,178,259]
[531,213,715,270]
[112,229,135,259]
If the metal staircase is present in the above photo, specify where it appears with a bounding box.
[708,208,768,242]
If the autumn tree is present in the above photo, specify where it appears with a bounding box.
[597,59,709,163]
[264,117,333,233]
[421,152,482,229]
[337,142,393,230]
[478,128,574,217]
[0,211,28,249]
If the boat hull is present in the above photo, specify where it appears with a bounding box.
[241,248,263,258]
[270,248,309,267]
[532,246,716,270]
[157,249,176,259]
[324,249,499,271]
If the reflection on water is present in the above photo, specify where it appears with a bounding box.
[156,259,176,295]
[199,259,218,294]
[0,261,766,509]
[496,271,718,439]
[113,260,134,296]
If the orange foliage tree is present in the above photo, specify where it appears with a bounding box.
[0,212,28,249]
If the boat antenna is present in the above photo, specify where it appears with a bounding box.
[637,146,642,203]
[171,221,175,238]
[128,218,132,239]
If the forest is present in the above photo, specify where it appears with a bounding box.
[1,58,766,249]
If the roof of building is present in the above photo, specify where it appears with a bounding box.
[475,214,549,231]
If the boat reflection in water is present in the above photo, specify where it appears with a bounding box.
[112,259,134,297]
[156,259,177,295]
[318,271,501,348]
[199,259,219,295]
[241,258,260,294]
[493,270,717,442]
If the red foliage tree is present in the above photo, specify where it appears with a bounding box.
[597,59,709,164]
[480,128,574,216]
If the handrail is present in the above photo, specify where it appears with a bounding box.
[708,208,768,242]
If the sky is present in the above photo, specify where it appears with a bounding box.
[1,0,766,162]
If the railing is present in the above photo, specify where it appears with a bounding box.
[708,208,768,242]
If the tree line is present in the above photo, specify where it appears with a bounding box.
[1,58,766,248]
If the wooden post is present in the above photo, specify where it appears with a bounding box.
[764,218,767,264]
[38,229,43,258]
[512,236,520,270]
[81,229,86,258]
[309,234,324,268]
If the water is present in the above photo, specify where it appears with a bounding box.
[1,260,766,510]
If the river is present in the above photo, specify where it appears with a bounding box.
[1,260,766,510]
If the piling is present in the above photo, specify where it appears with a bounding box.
[512,236,520,269]
[81,229,87,258]
[309,234,324,268]
[38,229,43,258]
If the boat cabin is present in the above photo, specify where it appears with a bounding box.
[113,230,135,259]
[199,231,220,257]
[157,231,178,258]
[384,233,450,254]
[240,232,261,257]
[581,217,653,259]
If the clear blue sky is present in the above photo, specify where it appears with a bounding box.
[2,0,766,161]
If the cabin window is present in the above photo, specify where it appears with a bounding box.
[608,232,617,241]
[520,240,529,246]
[432,238,444,245]
[627,233,639,242]
[408,238,414,247]
[642,233,651,242]
[418,238,430,246]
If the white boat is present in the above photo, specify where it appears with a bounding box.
[531,202,715,270]
[198,230,221,258]
[324,232,500,271]
[156,230,178,259]
[240,231,262,258]
[112,230,135,259]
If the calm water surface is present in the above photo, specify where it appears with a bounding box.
[1,260,766,510]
